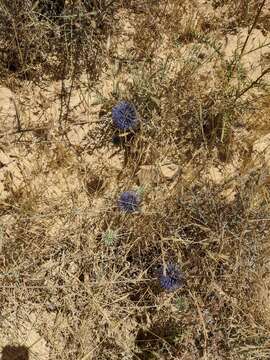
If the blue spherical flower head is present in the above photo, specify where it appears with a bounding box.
[118,191,140,213]
[158,263,183,291]
[112,101,138,131]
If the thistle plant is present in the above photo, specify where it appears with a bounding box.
[118,191,140,213]
[158,263,184,291]
[102,229,118,246]
[112,101,139,131]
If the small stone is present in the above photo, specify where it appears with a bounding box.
[68,262,79,275]
[160,163,179,180]
[207,166,223,184]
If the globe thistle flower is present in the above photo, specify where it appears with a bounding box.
[102,229,118,246]
[158,263,184,291]
[118,191,140,213]
[112,101,138,131]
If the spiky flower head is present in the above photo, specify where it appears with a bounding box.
[112,101,138,130]
[158,263,183,291]
[118,191,140,213]
[102,229,118,246]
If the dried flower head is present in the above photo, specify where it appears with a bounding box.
[112,101,138,130]
[118,191,140,212]
[158,263,184,291]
